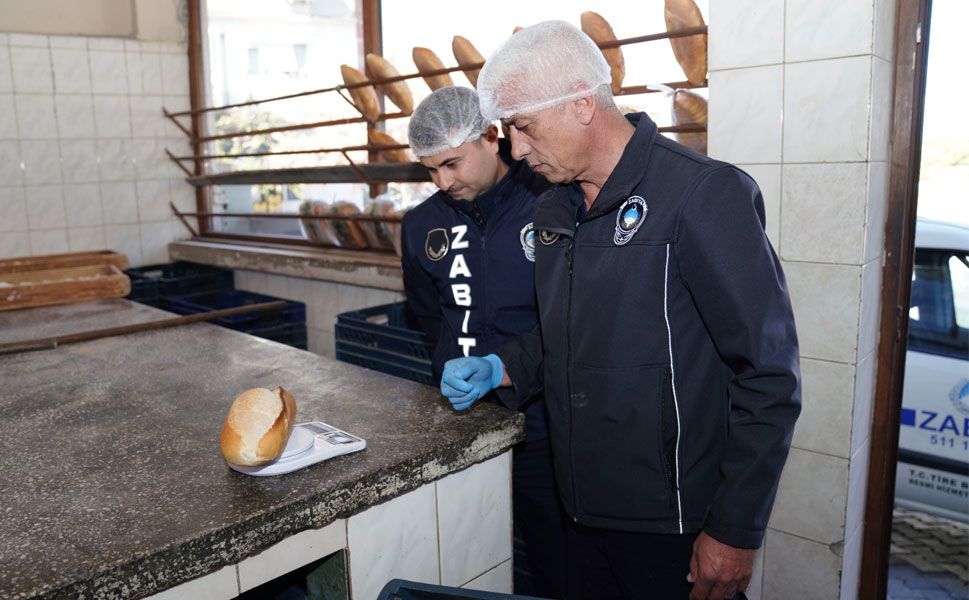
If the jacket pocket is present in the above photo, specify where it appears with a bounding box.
[659,366,680,511]
[570,363,674,521]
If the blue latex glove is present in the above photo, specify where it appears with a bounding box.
[440,354,504,411]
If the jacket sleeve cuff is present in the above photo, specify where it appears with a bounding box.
[702,513,765,550]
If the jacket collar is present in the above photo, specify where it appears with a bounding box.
[442,139,518,223]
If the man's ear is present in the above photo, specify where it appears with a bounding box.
[571,94,596,126]
[482,124,500,145]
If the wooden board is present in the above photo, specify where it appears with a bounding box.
[0,265,131,312]
[0,250,129,275]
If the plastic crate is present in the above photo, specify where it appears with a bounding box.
[168,289,306,331]
[335,302,434,385]
[250,322,308,350]
[377,579,550,600]
[125,261,234,308]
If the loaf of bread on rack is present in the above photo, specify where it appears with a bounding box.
[340,64,380,122]
[365,54,414,115]
[359,199,400,252]
[412,47,454,91]
[327,201,369,250]
[368,129,410,163]
[580,12,625,94]
[220,387,297,467]
[671,89,707,154]
[664,0,707,86]
[452,36,485,86]
[299,200,340,246]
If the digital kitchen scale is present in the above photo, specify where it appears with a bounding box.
[227,421,366,476]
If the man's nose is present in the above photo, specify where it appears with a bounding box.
[509,128,530,161]
[437,170,454,192]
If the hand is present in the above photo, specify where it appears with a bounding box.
[440,354,504,411]
[687,531,755,600]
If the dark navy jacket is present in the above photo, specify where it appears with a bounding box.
[496,113,801,548]
[401,141,551,440]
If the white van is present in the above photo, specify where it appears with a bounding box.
[895,218,969,522]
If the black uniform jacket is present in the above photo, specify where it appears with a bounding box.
[496,113,801,548]
[401,141,552,440]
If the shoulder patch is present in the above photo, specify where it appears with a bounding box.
[425,228,449,261]
[520,223,536,262]
[614,196,648,246]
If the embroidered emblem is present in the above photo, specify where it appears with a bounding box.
[614,196,648,246]
[538,230,560,246]
[950,379,969,416]
[425,228,449,261]
[519,222,536,262]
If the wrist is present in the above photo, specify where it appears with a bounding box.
[483,354,504,389]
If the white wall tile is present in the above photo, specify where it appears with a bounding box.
[0,186,27,231]
[264,273,291,298]
[50,48,92,94]
[857,257,883,359]
[141,53,164,95]
[142,564,238,600]
[785,261,861,363]
[21,141,62,185]
[793,359,855,458]
[786,0,874,62]
[125,51,144,95]
[0,94,17,138]
[89,51,128,95]
[461,559,511,593]
[746,546,765,600]
[124,40,143,53]
[10,47,53,94]
[347,481,439,600]
[0,141,24,185]
[869,57,893,163]
[97,138,134,182]
[140,221,175,264]
[29,228,68,254]
[54,95,97,139]
[26,184,66,230]
[237,520,346,592]
[8,34,48,48]
[68,225,106,251]
[873,0,897,62]
[783,57,872,163]
[94,95,132,138]
[169,179,195,214]
[0,231,31,258]
[763,529,842,600]
[69,182,103,226]
[851,351,875,454]
[864,162,889,263]
[48,36,87,50]
[15,94,58,139]
[101,181,139,224]
[709,0,783,70]
[132,139,162,179]
[160,54,188,96]
[769,448,848,543]
[839,523,864,600]
[131,94,165,138]
[88,38,124,52]
[708,65,783,164]
[59,139,100,183]
[104,222,142,265]
[159,42,186,55]
[780,163,868,264]
[437,453,512,586]
[739,164,782,249]
[0,47,13,92]
[844,442,870,543]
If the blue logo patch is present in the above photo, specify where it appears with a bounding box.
[614,196,648,246]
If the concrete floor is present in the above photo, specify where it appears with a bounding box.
[887,508,968,600]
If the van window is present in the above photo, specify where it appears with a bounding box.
[909,249,969,359]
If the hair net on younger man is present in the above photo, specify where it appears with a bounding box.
[477,20,612,121]
[407,86,492,157]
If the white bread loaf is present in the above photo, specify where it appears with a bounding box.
[220,387,297,467]
[368,129,410,163]
[664,0,708,86]
[365,53,414,115]
[452,36,485,86]
[412,47,454,91]
[340,64,381,122]
[580,12,625,94]
[671,89,707,153]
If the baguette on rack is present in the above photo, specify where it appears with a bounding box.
[412,47,454,91]
[664,0,708,86]
[452,36,485,86]
[365,53,414,115]
[340,64,380,122]
[671,89,707,153]
[368,129,409,163]
[219,387,297,467]
[580,12,625,94]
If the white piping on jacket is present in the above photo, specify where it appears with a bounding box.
[663,243,684,533]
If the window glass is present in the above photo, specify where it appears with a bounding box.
[909,249,969,358]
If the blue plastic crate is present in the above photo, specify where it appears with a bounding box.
[250,322,309,350]
[335,302,434,385]
[377,579,550,600]
[168,289,306,331]
[125,261,234,308]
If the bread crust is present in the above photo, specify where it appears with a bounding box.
[340,64,380,122]
[412,47,454,91]
[664,0,708,86]
[671,89,707,153]
[220,387,297,467]
[365,54,414,115]
[368,129,409,163]
[580,12,625,94]
[451,36,485,87]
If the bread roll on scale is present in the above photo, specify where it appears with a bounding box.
[412,47,454,91]
[452,36,485,86]
[365,53,414,115]
[220,387,297,467]
[580,12,625,94]
[664,0,708,86]
[340,64,380,122]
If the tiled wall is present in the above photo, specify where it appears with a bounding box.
[234,269,404,358]
[0,31,194,266]
[708,0,896,598]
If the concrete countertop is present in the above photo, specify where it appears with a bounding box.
[0,300,523,600]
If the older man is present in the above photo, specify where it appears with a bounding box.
[440,21,801,600]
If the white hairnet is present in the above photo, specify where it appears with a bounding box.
[477,20,612,121]
[407,86,492,157]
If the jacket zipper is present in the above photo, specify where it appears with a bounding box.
[565,232,578,522]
